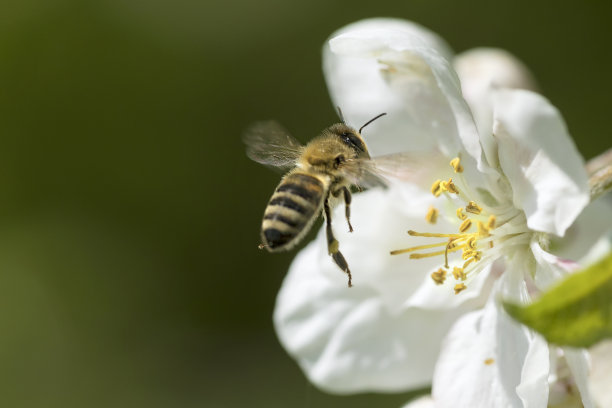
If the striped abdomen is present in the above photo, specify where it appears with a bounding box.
[261,171,326,252]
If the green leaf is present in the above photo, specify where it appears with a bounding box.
[503,252,612,348]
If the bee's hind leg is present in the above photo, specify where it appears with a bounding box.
[332,186,353,233]
[324,197,352,287]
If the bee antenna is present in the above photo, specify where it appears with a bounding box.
[359,112,387,134]
[337,107,346,124]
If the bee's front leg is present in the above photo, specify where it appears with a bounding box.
[332,186,353,233]
[323,197,352,288]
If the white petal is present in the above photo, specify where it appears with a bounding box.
[454,48,538,168]
[553,197,612,262]
[401,395,435,408]
[563,348,595,408]
[323,18,482,168]
[432,278,550,408]
[530,240,575,291]
[589,340,612,408]
[493,89,590,236]
[274,185,487,393]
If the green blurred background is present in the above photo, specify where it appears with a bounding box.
[0,0,609,407]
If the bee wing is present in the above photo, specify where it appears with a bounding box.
[243,121,303,170]
[344,151,447,189]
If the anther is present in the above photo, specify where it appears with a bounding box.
[454,283,467,294]
[452,267,466,281]
[450,157,463,173]
[442,178,459,194]
[456,207,467,220]
[477,221,489,236]
[466,201,482,214]
[431,268,447,285]
[459,219,472,233]
[487,215,496,230]
[426,206,439,224]
[431,179,443,197]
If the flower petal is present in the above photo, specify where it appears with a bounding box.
[401,395,435,408]
[323,18,482,168]
[493,89,590,236]
[589,340,612,408]
[454,48,538,168]
[432,277,550,408]
[274,185,487,393]
[563,347,595,408]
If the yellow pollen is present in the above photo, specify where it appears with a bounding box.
[431,179,443,197]
[442,178,459,194]
[456,207,467,220]
[452,267,467,281]
[431,268,447,285]
[454,283,467,294]
[477,221,490,236]
[487,215,496,230]
[459,219,472,232]
[450,157,464,173]
[466,236,477,249]
[466,201,482,214]
[425,206,439,224]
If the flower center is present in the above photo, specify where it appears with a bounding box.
[391,157,529,294]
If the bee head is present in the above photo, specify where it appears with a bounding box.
[328,124,370,159]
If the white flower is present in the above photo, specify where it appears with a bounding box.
[273,18,612,407]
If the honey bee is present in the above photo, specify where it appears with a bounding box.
[244,113,388,287]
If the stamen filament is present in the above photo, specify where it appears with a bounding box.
[390,241,448,255]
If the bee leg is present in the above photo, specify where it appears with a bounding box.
[332,186,353,233]
[324,197,353,287]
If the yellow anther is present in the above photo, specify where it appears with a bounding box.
[442,178,459,194]
[459,219,472,233]
[431,179,443,197]
[462,250,476,260]
[425,206,439,224]
[452,267,466,281]
[454,283,467,294]
[456,207,467,220]
[466,201,482,214]
[450,157,463,173]
[487,215,496,230]
[466,236,477,249]
[477,221,489,236]
[472,251,482,262]
[431,268,447,285]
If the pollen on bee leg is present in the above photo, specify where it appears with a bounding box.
[454,283,467,294]
[431,268,447,285]
[425,206,439,224]
[450,157,463,173]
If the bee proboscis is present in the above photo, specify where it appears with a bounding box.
[244,113,395,287]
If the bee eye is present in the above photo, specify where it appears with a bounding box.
[340,132,365,152]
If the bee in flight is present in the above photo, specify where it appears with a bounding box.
[244,113,388,287]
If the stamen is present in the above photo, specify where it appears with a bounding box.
[409,245,464,259]
[431,179,443,197]
[450,157,463,173]
[390,241,447,255]
[454,283,467,294]
[487,215,496,229]
[452,267,466,281]
[466,201,482,214]
[408,230,465,238]
[425,206,438,224]
[477,221,489,236]
[456,207,467,220]
[431,268,447,285]
[459,219,472,232]
[442,178,459,194]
